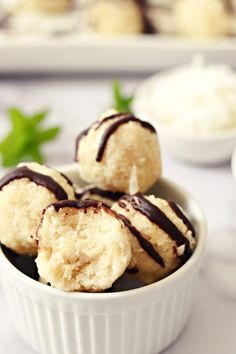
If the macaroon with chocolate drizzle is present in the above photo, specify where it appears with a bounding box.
[75,111,161,193]
[36,199,132,292]
[112,193,196,284]
[85,0,144,35]
[0,162,75,256]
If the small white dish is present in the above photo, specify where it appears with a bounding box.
[133,72,236,165]
[0,164,207,354]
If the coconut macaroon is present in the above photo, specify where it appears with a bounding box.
[19,0,72,14]
[112,193,196,284]
[173,0,232,38]
[0,162,75,256]
[76,185,124,207]
[85,0,144,35]
[36,200,131,292]
[75,112,161,193]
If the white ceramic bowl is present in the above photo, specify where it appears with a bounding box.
[0,164,207,354]
[133,73,236,165]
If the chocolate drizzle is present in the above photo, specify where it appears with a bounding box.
[50,199,104,212]
[118,214,165,268]
[96,116,156,162]
[95,113,130,130]
[0,166,68,201]
[119,193,191,254]
[77,187,123,202]
[74,113,156,163]
[75,128,90,162]
[168,201,195,237]
[74,114,125,161]
[59,172,73,187]
[135,0,156,34]
[224,0,234,14]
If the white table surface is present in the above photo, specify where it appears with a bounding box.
[0,75,236,354]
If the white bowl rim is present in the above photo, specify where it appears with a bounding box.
[133,70,236,142]
[0,166,207,302]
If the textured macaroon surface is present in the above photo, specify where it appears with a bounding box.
[20,0,71,13]
[112,194,196,284]
[36,200,131,292]
[86,0,144,35]
[76,112,161,193]
[0,162,75,256]
[173,0,232,37]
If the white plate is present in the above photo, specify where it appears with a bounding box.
[0,35,236,73]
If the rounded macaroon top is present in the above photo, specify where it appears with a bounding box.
[75,111,156,163]
[0,162,75,256]
[117,193,196,256]
[112,193,196,284]
[0,162,75,201]
[75,111,160,193]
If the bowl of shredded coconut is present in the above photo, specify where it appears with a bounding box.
[133,58,236,164]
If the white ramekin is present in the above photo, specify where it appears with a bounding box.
[133,72,236,165]
[0,164,207,354]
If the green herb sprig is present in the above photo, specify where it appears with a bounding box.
[112,80,133,113]
[0,107,61,167]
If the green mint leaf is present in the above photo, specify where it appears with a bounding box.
[27,144,44,164]
[30,110,49,125]
[0,132,27,157]
[112,79,133,113]
[1,153,22,167]
[36,127,61,143]
[0,108,61,168]
[8,107,26,130]
[8,107,25,120]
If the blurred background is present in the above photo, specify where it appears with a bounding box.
[0,0,236,72]
[0,1,236,354]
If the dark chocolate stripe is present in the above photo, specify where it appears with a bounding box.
[96,116,156,162]
[50,199,104,212]
[120,193,190,250]
[78,187,123,202]
[118,214,165,268]
[224,0,234,14]
[75,114,126,161]
[95,113,131,130]
[75,128,90,162]
[168,201,195,237]
[59,172,73,186]
[0,166,68,201]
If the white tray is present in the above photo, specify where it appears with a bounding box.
[0,35,236,73]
